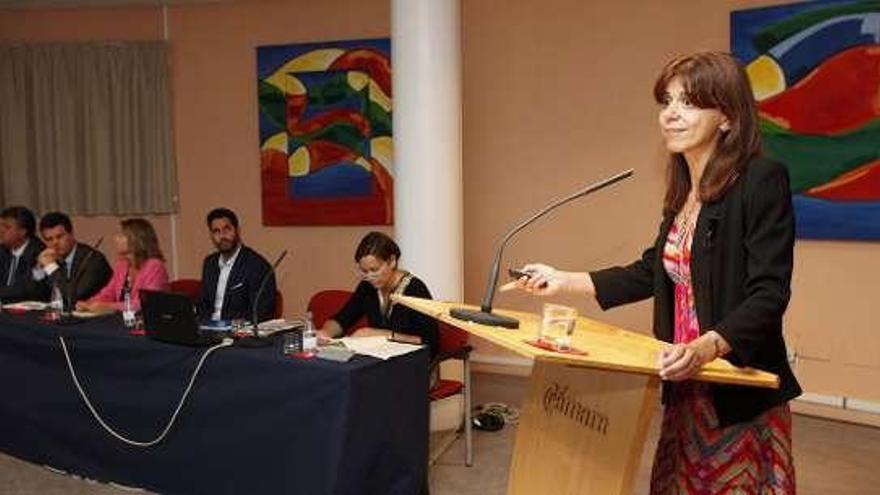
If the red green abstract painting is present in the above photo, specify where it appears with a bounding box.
[732,0,880,240]
[257,39,392,225]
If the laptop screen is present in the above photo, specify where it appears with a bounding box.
[140,290,218,346]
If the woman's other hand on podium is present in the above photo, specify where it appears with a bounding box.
[658,331,729,381]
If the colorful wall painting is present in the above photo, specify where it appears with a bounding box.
[257,38,393,225]
[731,0,880,240]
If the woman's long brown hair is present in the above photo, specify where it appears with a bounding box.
[121,218,164,269]
[653,52,762,213]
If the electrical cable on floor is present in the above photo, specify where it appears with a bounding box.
[472,402,520,431]
[476,402,520,424]
[59,335,234,447]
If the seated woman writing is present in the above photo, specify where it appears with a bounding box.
[319,231,438,357]
[76,218,169,313]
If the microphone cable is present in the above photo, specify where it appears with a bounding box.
[58,335,234,447]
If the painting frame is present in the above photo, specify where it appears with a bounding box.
[257,38,393,226]
[731,0,880,240]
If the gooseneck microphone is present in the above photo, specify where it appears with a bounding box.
[450,169,634,329]
[251,249,287,336]
[56,237,104,325]
[69,237,104,295]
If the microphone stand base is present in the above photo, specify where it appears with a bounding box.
[449,307,519,329]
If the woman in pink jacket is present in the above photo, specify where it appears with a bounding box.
[77,218,169,313]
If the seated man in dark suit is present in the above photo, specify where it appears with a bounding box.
[33,212,113,309]
[197,208,276,323]
[0,206,47,303]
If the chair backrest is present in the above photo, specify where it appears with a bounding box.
[170,278,202,306]
[171,278,283,320]
[437,320,469,354]
[307,289,367,333]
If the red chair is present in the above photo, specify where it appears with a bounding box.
[171,278,283,319]
[170,278,202,305]
[307,289,367,333]
[429,321,473,467]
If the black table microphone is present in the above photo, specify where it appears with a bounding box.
[450,169,633,329]
[235,249,287,347]
[56,236,103,325]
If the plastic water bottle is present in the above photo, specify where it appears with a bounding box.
[50,283,64,318]
[302,312,317,357]
[122,279,136,328]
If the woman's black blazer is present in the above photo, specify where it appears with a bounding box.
[590,156,802,426]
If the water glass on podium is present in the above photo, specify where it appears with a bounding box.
[540,303,578,351]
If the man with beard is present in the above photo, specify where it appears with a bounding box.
[197,208,276,323]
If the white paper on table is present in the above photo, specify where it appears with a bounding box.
[255,318,303,336]
[2,301,48,311]
[340,335,422,360]
[71,310,104,319]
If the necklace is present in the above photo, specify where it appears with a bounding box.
[380,270,411,318]
[675,200,701,249]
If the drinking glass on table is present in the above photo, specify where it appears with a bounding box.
[540,303,578,351]
[283,330,303,355]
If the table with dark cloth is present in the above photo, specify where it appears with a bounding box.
[0,311,429,495]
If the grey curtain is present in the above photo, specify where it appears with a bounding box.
[0,42,177,214]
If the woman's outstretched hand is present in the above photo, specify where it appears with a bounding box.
[504,263,596,298]
[513,263,563,296]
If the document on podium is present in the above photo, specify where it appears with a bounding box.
[340,335,422,360]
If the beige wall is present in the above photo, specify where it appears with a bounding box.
[2,0,878,402]
[167,0,391,316]
[0,0,392,318]
[463,0,761,350]
[460,0,880,404]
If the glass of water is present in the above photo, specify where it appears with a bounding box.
[540,303,578,351]
[283,330,303,355]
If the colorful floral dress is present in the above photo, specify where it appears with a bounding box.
[650,204,796,494]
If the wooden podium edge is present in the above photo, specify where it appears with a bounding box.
[393,295,779,389]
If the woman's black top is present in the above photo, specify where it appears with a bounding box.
[590,157,802,427]
[332,274,439,357]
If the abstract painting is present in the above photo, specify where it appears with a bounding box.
[731,0,880,240]
[257,38,393,225]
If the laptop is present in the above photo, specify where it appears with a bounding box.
[141,290,224,346]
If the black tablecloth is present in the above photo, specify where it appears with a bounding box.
[0,311,429,494]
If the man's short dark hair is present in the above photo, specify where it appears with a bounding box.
[39,211,73,234]
[206,208,239,230]
[0,206,37,238]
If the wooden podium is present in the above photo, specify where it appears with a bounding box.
[393,295,778,495]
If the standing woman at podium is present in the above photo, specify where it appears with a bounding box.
[515,52,800,493]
